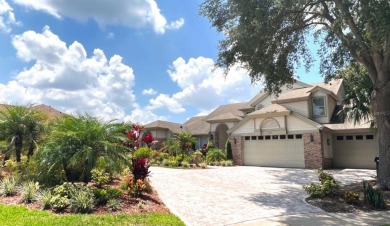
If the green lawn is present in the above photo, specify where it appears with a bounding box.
[0,203,185,226]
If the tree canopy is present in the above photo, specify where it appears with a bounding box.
[201,0,390,188]
[200,0,390,93]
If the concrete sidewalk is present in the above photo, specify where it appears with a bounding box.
[234,211,390,226]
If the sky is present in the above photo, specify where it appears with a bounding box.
[0,0,323,124]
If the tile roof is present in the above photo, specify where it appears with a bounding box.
[144,120,186,134]
[311,79,343,96]
[206,112,243,122]
[272,87,313,102]
[205,102,246,122]
[31,104,65,120]
[0,104,64,120]
[248,104,290,117]
[183,116,209,135]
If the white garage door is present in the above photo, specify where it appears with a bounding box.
[333,134,378,169]
[244,134,305,168]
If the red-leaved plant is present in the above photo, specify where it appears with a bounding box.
[142,132,154,147]
[130,157,150,181]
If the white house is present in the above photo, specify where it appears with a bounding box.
[145,79,378,169]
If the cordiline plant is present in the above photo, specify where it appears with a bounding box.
[130,157,150,181]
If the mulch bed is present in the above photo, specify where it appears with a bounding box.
[306,180,390,213]
[0,178,170,215]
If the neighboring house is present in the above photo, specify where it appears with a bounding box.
[145,78,378,169]
[0,104,65,120]
[144,116,209,150]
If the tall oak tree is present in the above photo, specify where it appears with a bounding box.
[200,0,390,188]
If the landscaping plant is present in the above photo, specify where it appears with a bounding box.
[206,149,226,163]
[303,169,340,198]
[0,175,18,196]
[363,181,386,209]
[19,181,40,203]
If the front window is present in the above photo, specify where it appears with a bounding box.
[312,97,326,117]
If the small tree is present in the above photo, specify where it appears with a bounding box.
[225,139,233,160]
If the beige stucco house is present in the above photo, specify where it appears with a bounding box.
[146,79,378,169]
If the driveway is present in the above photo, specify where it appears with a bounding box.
[149,166,376,226]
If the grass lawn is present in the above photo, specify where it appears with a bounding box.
[0,203,185,226]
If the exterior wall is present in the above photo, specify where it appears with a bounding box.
[150,129,171,140]
[234,119,255,134]
[286,115,317,132]
[256,95,273,108]
[304,132,326,169]
[322,132,333,158]
[232,136,244,165]
[281,101,309,117]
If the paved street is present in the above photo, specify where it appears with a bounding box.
[149,166,376,226]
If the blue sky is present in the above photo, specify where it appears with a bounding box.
[0,0,322,124]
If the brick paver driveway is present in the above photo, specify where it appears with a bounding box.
[149,166,375,226]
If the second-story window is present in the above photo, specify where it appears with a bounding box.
[312,97,326,117]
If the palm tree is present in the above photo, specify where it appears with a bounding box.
[173,132,197,155]
[0,104,47,163]
[335,62,374,126]
[38,114,129,182]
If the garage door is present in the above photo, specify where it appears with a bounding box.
[333,134,378,169]
[244,134,304,168]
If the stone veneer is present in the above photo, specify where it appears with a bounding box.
[232,136,244,165]
[303,132,326,169]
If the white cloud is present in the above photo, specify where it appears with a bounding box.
[124,104,166,124]
[13,0,184,34]
[0,0,19,33]
[142,88,157,95]
[166,18,185,30]
[146,57,262,114]
[0,26,153,122]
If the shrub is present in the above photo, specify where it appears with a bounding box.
[0,175,18,196]
[127,178,147,197]
[130,157,150,181]
[50,195,70,211]
[199,162,207,169]
[225,160,233,166]
[53,182,76,198]
[91,169,110,188]
[220,161,226,166]
[133,147,151,159]
[94,187,122,205]
[181,161,190,168]
[162,159,169,166]
[107,198,122,212]
[168,159,178,167]
[317,168,334,184]
[192,151,203,166]
[206,149,226,163]
[363,181,386,209]
[344,191,359,204]
[225,139,233,160]
[20,181,40,203]
[36,189,53,210]
[303,169,340,198]
[70,187,95,213]
[4,159,18,175]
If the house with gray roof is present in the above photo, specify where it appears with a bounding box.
[145,79,378,169]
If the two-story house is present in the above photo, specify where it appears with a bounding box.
[145,79,378,169]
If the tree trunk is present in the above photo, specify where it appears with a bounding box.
[372,80,390,189]
[27,142,34,162]
[15,136,23,163]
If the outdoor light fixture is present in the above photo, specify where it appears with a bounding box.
[310,134,314,142]
[234,138,237,144]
